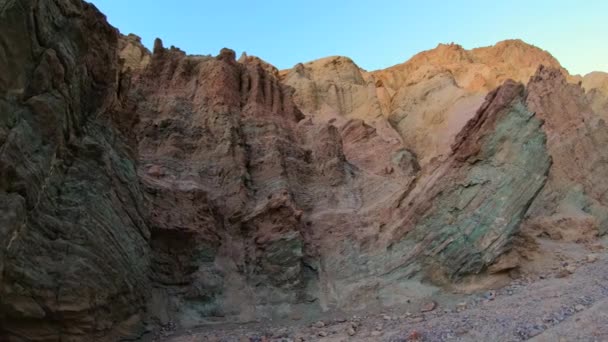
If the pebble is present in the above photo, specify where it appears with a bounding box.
[382,314,392,320]
[586,254,599,263]
[275,328,288,337]
[312,321,325,328]
[485,291,496,301]
[347,326,356,336]
[456,302,467,312]
[421,301,437,312]
[565,265,577,274]
[408,330,422,341]
[575,304,586,312]
[411,316,425,323]
[317,331,328,337]
[455,327,469,336]
[371,330,382,337]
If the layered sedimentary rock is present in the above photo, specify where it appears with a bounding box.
[0,0,151,340]
[130,40,315,326]
[311,80,550,310]
[1,0,607,341]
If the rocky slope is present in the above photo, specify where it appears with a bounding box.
[1,1,608,341]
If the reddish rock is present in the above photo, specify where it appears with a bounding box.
[1,1,608,341]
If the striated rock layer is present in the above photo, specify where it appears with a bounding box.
[0,0,150,340]
[0,0,607,341]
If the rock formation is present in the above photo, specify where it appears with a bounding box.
[581,71,608,115]
[0,0,150,340]
[524,67,608,240]
[281,40,565,168]
[1,0,607,341]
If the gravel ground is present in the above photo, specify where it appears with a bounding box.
[160,238,608,342]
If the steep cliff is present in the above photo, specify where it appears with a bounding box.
[1,1,607,341]
[0,0,150,340]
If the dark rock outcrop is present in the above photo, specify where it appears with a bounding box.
[0,0,150,340]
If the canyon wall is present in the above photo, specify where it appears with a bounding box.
[1,0,608,341]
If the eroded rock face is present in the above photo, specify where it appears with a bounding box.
[372,40,564,166]
[130,40,317,326]
[0,0,151,340]
[119,34,152,72]
[388,81,550,280]
[282,40,564,168]
[0,0,606,340]
[581,71,608,116]
[280,56,383,120]
[525,67,608,238]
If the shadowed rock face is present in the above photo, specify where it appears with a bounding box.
[0,0,605,341]
[130,39,316,327]
[0,0,151,340]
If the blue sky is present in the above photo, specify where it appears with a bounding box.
[91,0,607,75]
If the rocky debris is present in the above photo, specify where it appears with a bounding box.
[166,249,608,341]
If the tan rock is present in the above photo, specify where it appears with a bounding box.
[421,301,437,312]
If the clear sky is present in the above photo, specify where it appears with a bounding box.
[90,0,607,75]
